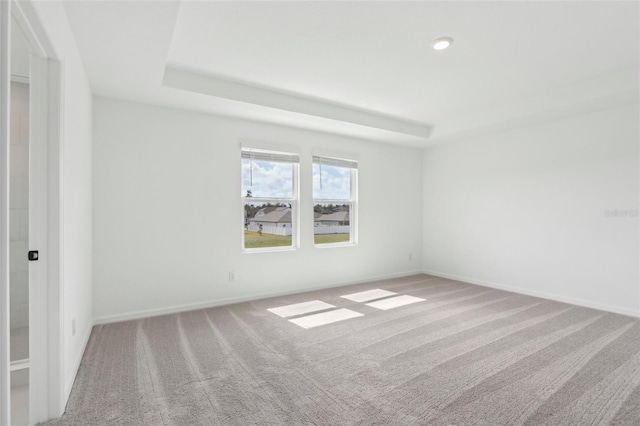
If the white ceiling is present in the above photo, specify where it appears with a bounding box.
[63,0,639,147]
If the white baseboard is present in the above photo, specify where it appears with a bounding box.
[93,270,425,325]
[64,319,94,405]
[423,269,640,318]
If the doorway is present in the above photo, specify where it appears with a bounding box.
[1,1,64,425]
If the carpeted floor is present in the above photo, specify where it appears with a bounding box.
[44,274,640,425]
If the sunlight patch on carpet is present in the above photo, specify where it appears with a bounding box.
[267,300,335,318]
[288,308,364,329]
[366,295,425,310]
[340,289,397,303]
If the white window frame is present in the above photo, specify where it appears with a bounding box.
[241,147,299,253]
[312,155,358,248]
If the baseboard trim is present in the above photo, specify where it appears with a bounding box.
[423,269,640,318]
[93,270,425,325]
[64,319,94,405]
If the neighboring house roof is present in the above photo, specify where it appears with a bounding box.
[318,211,349,222]
[250,207,291,223]
[255,206,278,216]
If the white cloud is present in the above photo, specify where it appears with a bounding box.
[240,160,352,200]
[242,160,293,198]
[313,164,350,200]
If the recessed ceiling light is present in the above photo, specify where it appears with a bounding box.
[432,37,453,51]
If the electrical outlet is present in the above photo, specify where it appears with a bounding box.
[72,318,76,336]
[229,271,235,281]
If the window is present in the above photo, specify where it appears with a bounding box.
[242,148,299,251]
[313,155,357,246]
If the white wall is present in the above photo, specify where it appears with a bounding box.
[34,0,93,401]
[423,102,640,317]
[92,97,423,322]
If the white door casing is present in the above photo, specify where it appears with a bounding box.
[0,1,13,424]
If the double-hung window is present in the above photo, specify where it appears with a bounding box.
[241,148,299,251]
[312,155,358,246]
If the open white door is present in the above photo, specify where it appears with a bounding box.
[28,52,64,424]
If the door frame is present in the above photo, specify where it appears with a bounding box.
[0,1,12,423]
[1,1,64,424]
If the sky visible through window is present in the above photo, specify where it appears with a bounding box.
[241,160,350,199]
[313,163,350,200]
[242,159,293,198]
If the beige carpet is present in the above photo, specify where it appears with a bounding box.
[44,274,640,425]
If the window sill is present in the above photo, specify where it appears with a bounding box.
[242,246,298,254]
[314,242,357,249]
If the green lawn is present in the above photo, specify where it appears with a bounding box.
[244,230,350,248]
[244,230,292,248]
[314,233,350,244]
